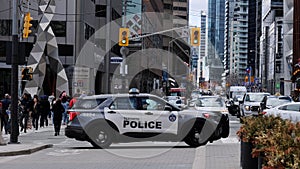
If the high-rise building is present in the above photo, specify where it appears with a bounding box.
[206,0,225,89]
[283,0,293,95]
[198,11,206,85]
[224,0,262,91]
[260,0,283,94]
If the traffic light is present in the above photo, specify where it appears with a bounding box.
[190,27,200,46]
[28,67,33,80]
[244,76,249,82]
[119,28,129,46]
[21,67,29,80]
[23,12,33,38]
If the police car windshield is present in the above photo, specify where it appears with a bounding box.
[73,98,107,109]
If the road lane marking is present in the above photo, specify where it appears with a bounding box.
[192,146,206,169]
[221,137,239,144]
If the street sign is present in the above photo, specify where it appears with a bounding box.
[110,56,123,64]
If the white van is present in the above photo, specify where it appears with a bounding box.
[229,86,247,99]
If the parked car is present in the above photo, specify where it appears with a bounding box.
[262,102,300,123]
[260,95,294,110]
[239,92,270,118]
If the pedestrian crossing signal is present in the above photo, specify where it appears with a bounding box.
[119,28,129,46]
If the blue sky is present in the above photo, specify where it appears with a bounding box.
[189,0,208,26]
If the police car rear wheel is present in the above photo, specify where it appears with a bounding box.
[184,126,207,147]
[89,125,113,149]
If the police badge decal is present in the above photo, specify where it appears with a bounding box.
[169,114,177,122]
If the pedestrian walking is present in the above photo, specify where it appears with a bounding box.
[48,92,55,125]
[69,93,80,109]
[32,95,41,130]
[52,98,64,136]
[1,94,11,134]
[39,95,50,127]
[61,96,69,125]
[20,93,32,133]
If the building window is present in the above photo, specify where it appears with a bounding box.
[173,7,187,11]
[0,20,12,36]
[0,41,6,58]
[164,4,172,10]
[50,21,66,37]
[58,44,73,56]
[84,23,95,40]
[275,60,281,73]
[96,5,106,17]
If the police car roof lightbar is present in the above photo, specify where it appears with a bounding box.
[129,88,140,94]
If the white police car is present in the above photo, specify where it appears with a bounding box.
[65,89,229,148]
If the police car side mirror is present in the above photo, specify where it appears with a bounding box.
[164,105,172,111]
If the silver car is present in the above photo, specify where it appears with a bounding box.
[263,102,300,123]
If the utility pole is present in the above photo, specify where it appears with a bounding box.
[104,0,111,93]
[10,0,20,143]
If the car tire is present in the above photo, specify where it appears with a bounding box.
[184,123,208,147]
[87,124,114,149]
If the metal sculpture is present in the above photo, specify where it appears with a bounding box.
[24,0,69,96]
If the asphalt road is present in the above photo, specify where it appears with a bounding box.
[0,115,241,169]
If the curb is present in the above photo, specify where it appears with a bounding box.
[0,144,53,157]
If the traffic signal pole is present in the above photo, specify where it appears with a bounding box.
[10,0,20,143]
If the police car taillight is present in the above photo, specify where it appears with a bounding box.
[69,111,80,121]
[203,113,210,118]
[261,111,267,115]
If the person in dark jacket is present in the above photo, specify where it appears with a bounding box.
[32,95,41,130]
[1,94,11,134]
[39,95,50,127]
[20,93,32,133]
[52,98,64,136]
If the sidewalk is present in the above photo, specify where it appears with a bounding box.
[0,125,55,156]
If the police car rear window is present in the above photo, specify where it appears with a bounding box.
[73,98,106,109]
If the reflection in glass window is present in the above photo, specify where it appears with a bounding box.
[0,20,12,36]
[73,98,106,109]
[50,21,66,37]
[111,97,134,110]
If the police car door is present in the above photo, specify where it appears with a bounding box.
[104,97,142,134]
[139,96,178,134]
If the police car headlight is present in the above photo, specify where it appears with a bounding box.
[244,105,250,111]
